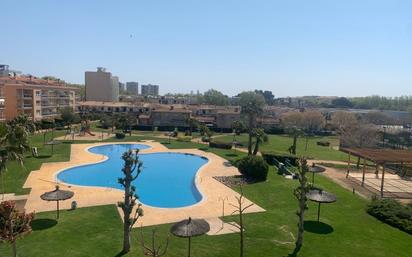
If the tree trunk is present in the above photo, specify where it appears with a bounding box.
[292,134,297,155]
[295,194,305,254]
[239,211,243,257]
[12,241,17,257]
[248,116,253,155]
[253,139,260,155]
[356,157,361,169]
[122,169,132,253]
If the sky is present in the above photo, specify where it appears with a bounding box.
[1,0,412,97]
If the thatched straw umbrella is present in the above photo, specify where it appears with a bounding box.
[170,217,210,257]
[306,189,336,222]
[308,164,326,185]
[40,185,74,219]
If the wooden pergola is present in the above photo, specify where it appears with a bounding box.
[340,148,412,198]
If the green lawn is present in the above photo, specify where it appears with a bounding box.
[1,167,411,256]
[2,131,70,195]
[217,134,348,161]
[1,132,411,257]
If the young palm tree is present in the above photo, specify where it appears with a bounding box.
[0,120,31,197]
[238,92,266,155]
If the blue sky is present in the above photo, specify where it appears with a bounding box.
[1,0,412,97]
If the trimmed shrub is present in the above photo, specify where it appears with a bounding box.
[115,132,125,139]
[209,141,232,149]
[317,141,330,147]
[176,136,192,142]
[261,151,298,166]
[237,155,269,181]
[367,198,412,234]
[201,136,210,142]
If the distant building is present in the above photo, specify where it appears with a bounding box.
[0,75,80,121]
[0,65,10,77]
[141,84,159,96]
[126,82,139,95]
[119,82,126,93]
[85,67,119,102]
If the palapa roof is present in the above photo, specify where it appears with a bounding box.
[170,217,210,238]
[306,189,336,203]
[40,186,74,201]
[340,147,412,165]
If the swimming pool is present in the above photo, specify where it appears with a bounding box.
[57,144,208,208]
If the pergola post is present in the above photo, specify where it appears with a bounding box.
[346,153,351,178]
[375,164,379,178]
[361,158,366,186]
[380,165,385,198]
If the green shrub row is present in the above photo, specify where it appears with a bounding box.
[366,198,412,234]
[115,132,125,139]
[261,151,298,166]
[176,136,192,142]
[209,141,232,149]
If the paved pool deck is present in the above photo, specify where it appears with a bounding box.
[23,141,265,227]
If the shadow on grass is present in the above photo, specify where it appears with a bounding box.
[225,153,238,157]
[35,155,52,159]
[31,218,58,231]
[114,250,128,257]
[304,221,334,234]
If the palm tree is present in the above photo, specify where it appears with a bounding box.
[0,119,31,198]
[238,92,266,155]
[251,128,267,155]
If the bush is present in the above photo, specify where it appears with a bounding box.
[201,136,210,142]
[261,151,298,166]
[237,155,269,181]
[115,132,125,139]
[176,136,192,142]
[317,141,330,147]
[367,198,412,234]
[209,141,232,149]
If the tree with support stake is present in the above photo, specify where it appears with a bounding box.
[118,150,144,254]
[229,186,254,257]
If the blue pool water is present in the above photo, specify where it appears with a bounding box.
[57,144,208,208]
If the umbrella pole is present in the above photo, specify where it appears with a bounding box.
[188,236,191,257]
[57,200,59,219]
[312,172,315,185]
[317,202,321,222]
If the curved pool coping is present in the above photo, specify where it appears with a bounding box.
[53,143,210,210]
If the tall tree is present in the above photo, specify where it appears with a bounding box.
[118,150,144,253]
[238,91,266,155]
[292,159,310,255]
[0,200,34,257]
[203,89,229,106]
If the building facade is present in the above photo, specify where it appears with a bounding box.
[85,67,119,102]
[141,84,159,96]
[0,76,80,121]
[126,82,139,95]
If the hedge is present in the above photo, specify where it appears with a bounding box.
[261,151,298,166]
[209,141,232,149]
[366,198,412,234]
[176,136,192,142]
[237,155,269,181]
[115,132,125,139]
[317,141,330,147]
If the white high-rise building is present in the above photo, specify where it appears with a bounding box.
[85,67,119,102]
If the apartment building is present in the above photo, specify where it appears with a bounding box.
[85,67,119,102]
[141,84,159,96]
[126,82,139,95]
[0,75,80,121]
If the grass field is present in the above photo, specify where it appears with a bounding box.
[217,134,348,161]
[1,165,411,256]
[1,132,411,257]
